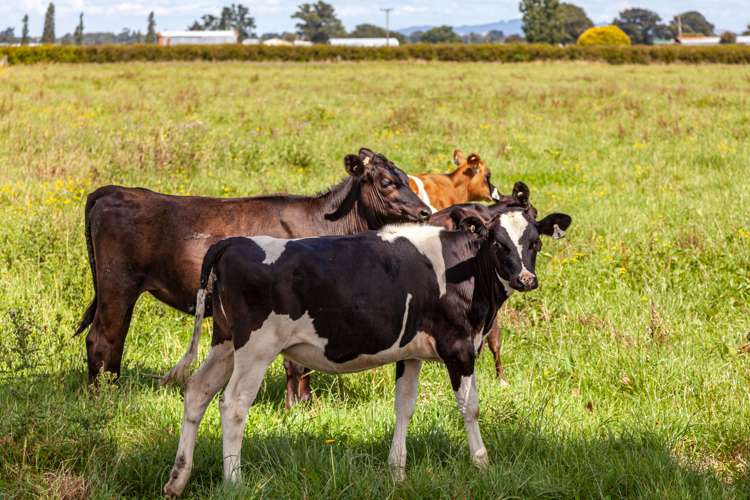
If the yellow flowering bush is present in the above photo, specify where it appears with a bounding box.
[577,26,631,46]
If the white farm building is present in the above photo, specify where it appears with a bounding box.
[677,35,750,46]
[157,30,238,46]
[329,38,400,47]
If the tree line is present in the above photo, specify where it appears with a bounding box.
[2,1,749,46]
[521,0,748,45]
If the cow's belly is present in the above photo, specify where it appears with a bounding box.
[283,331,441,374]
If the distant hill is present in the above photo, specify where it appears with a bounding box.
[396,19,523,37]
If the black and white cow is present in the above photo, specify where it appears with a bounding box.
[162,197,572,496]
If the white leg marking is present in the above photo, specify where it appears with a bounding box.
[164,341,235,497]
[408,175,437,213]
[378,225,447,297]
[454,374,488,469]
[220,325,285,486]
[388,359,422,482]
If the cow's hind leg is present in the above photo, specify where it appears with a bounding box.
[486,319,508,386]
[388,360,422,481]
[164,340,234,497]
[283,358,302,409]
[85,280,142,382]
[220,336,280,486]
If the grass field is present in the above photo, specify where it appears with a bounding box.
[1,61,749,498]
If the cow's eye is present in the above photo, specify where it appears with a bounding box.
[380,178,394,189]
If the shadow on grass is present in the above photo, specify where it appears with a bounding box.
[2,368,747,498]
[118,417,747,499]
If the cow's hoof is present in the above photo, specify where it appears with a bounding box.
[163,468,189,497]
[163,481,182,497]
[389,465,406,483]
[472,448,489,470]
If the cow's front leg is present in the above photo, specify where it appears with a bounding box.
[445,355,488,469]
[388,359,422,481]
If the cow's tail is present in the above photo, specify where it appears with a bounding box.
[161,239,235,386]
[74,188,111,337]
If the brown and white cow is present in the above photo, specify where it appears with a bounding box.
[407,149,501,212]
[76,148,430,383]
[161,190,572,496]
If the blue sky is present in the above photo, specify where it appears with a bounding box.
[2,0,748,37]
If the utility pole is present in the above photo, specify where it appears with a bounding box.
[381,7,393,47]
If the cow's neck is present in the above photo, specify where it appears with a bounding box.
[471,242,509,334]
[314,177,372,234]
[442,232,499,335]
[448,171,471,201]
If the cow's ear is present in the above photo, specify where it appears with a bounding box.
[537,213,572,239]
[345,154,366,177]
[453,149,465,167]
[512,181,530,207]
[458,215,488,239]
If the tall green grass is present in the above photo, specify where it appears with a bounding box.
[0,61,749,498]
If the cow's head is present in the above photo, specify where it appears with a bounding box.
[333,148,431,226]
[453,149,501,202]
[447,183,571,293]
[484,184,571,292]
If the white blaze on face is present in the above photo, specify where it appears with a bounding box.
[498,211,535,285]
[408,175,436,213]
[378,224,446,297]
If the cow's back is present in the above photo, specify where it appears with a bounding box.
[216,231,443,364]
[87,186,299,313]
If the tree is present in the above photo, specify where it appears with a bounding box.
[21,14,30,45]
[558,3,592,44]
[0,28,15,44]
[613,8,662,45]
[419,25,462,43]
[672,11,714,36]
[463,32,486,44]
[719,31,736,44]
[744,23,750,36]
[520,0,564,44]
[408,31,424,43]
[74,13,84,45]
[190,4,256,41]
[504,34,526,43]
[349,23,405,43]
[486,30,505,43]
[42,2,55,44]
[145,12,156,43]
[291,1,345,43]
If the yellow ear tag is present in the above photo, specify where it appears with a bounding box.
[362,157,371,165]
[469,224,476,233]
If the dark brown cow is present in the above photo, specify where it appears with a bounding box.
[76,148,431,382]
